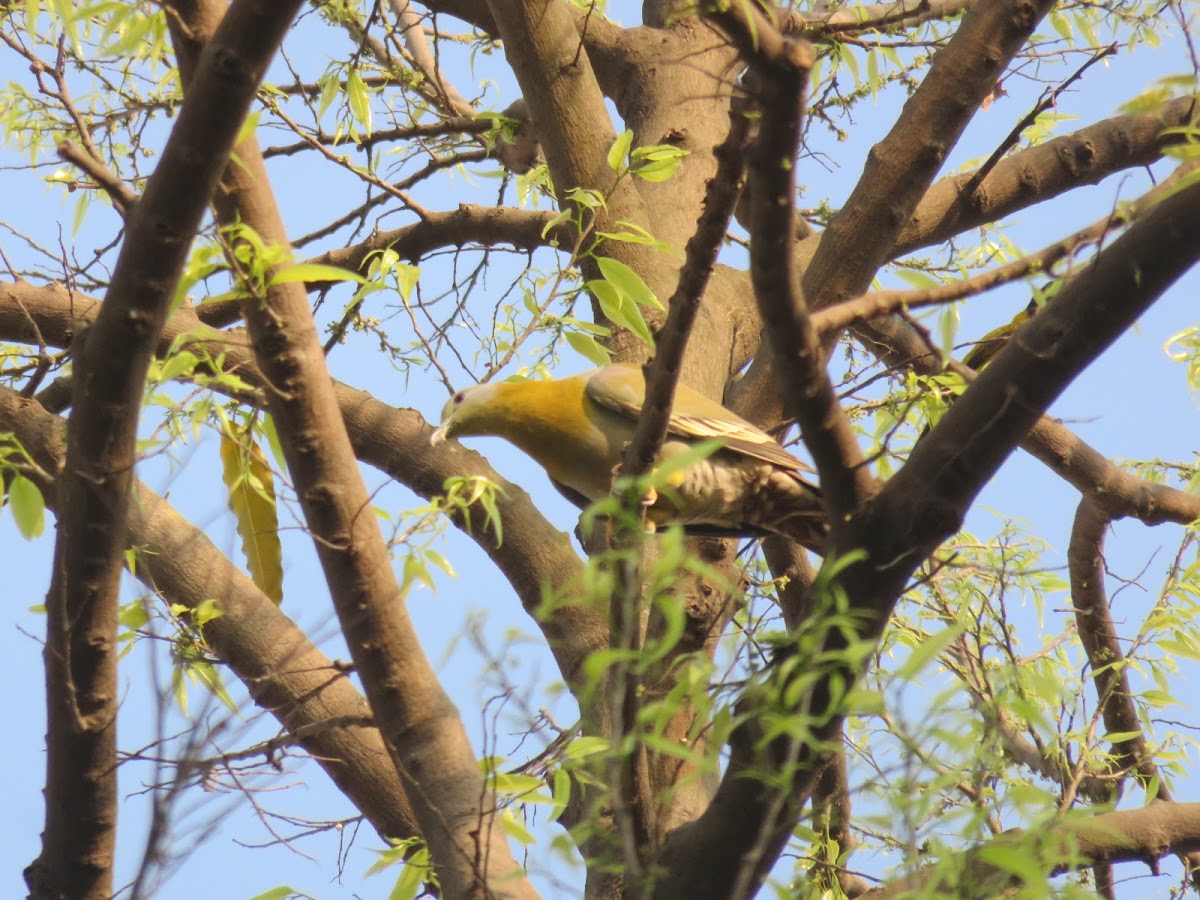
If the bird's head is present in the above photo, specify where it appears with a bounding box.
[430,382,501,446]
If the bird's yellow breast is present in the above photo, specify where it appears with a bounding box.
[482,376,632,500]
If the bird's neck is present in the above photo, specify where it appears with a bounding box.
[483,378,591,452]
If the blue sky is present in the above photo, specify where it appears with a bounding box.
[1,2,1198,897]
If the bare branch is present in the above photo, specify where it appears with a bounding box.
[304,204,569,285]
[56,140,137,216]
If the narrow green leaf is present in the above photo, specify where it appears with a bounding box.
[8,475,45,538]
[346,68,371,132]
[894,623,963,681]
[269,263,366,287]
[220,428,284,605]
[565,736,608,758]
[607,130,634,172]
[245,886,302,900]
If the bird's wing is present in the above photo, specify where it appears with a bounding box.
[584,365,813,474]
[549,478,591,511]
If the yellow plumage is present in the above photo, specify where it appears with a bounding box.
[431,365,827,552]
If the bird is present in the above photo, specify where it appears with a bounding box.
[430,364,827,553]
[920,297,1043,438]
[962,297,1041,371]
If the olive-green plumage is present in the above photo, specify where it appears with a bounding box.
[430,365,827,552]
[962,298,1041,371]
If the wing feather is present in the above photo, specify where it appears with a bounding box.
[584,365,813,473]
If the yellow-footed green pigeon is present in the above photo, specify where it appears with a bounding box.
[430,364,827,552]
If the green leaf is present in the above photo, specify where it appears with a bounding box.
[550,767,571,820]
[260,414,289,472]
[499,809,536,845]
[346,68,372,132]
[493,772,544,795]
[394,263,420,302]
[566,330,612,365]
[631,155,683,183]
[269,263,366,287]
[564,735,608,758]
[541,208,573,239]
[976,841,1046,883]
[1049,11,1073,43]
[894,623,963,681]
[8,474,45,538]
[565,187,606,210]
[235,110,261,149]
[316,70,340,121]
[1104,730,1145,743]
[192,661,238,711]
[597,221,666,247]
[895,268,939,289]
[589,279,654,347]
[596,257,663,310]
[220,427,284,605]
[607,130,634,172]
[245,887,303,900]
[839,42,860,87]
[938,303,960,357]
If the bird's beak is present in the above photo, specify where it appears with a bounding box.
[430,423,450,446]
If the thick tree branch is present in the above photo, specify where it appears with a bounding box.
[855,312,1200,527]
[894,94,1199,258]
[863,801,1200,899]
[816,159,1199,334]
[25,0,303,895]
[789,0,976,36]
[804,0,1057,309]
[1071,500,1200,883]
[483,0,630,218]
[0,280,604,686]
[0,386,421,845]
[887,180,1200,545]
[718,5,873,521]
[304,204,569,285]
[236,118,541,900]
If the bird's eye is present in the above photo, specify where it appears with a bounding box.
[453,391,466,405]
